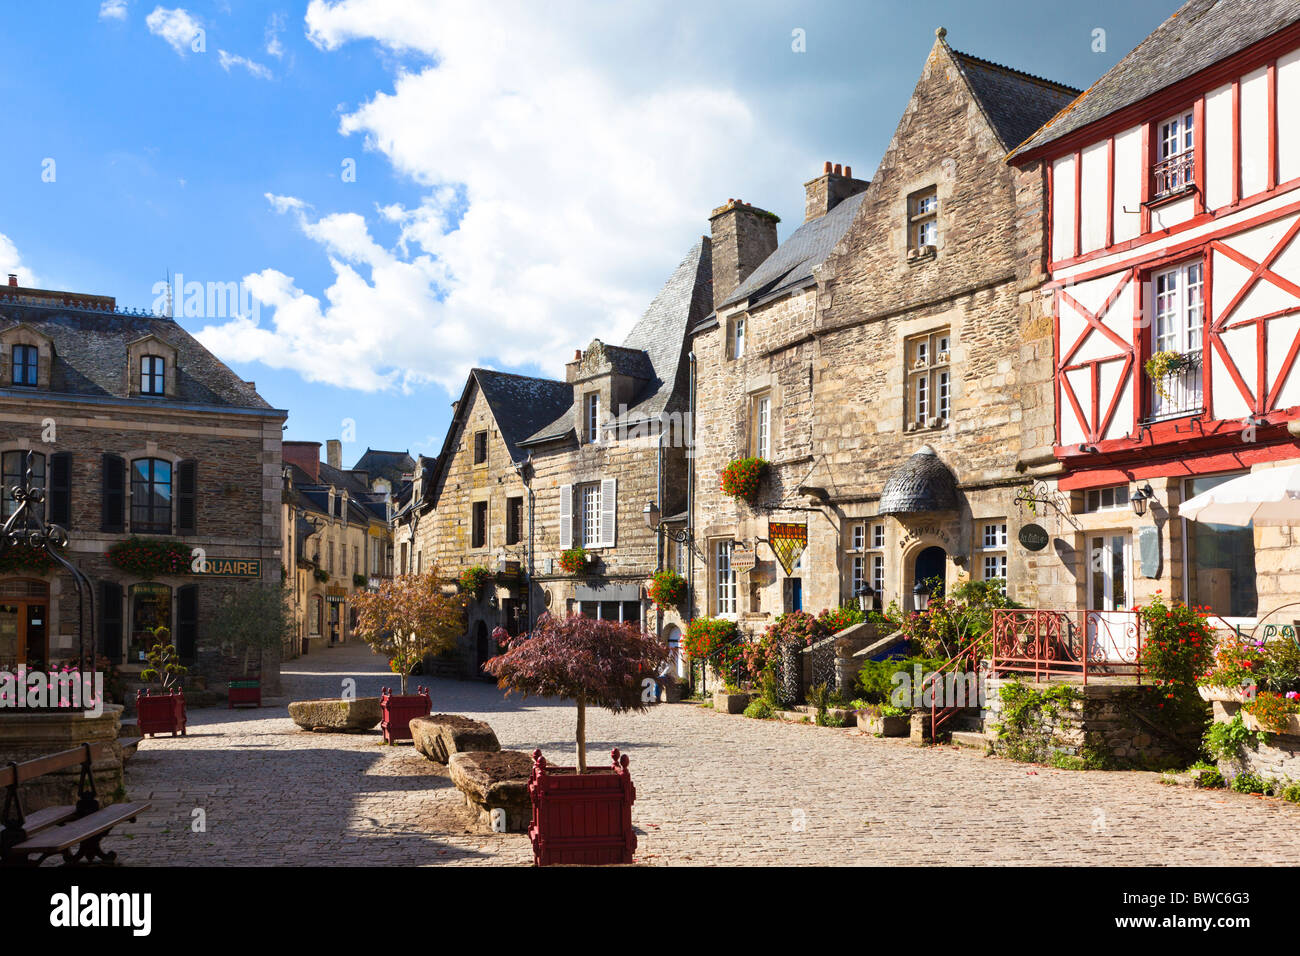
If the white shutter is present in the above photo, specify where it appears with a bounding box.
[600,477,617,548]
[559,483,573,548]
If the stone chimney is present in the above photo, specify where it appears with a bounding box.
[282,440,322,483]
[709,198,779,310]
[804,161,869,222]
[326,439,342,469]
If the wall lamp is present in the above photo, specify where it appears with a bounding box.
[1130,482,1155,517]
[643,501,691,544]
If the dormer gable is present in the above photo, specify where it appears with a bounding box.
[0,323,54,389]
[565,339,654,442]
[126,333,178,398]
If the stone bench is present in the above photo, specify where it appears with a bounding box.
[410,714,500,764]
[288,697,382,733]
[447,750,533,832]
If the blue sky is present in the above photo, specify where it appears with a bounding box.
[0,0,1177,465]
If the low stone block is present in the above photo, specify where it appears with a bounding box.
[410,714,500,764]
[288,697,382,732]
[713,690,750,714]
[447,750,534,832]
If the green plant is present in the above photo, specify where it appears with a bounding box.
[107,538,191,578]
[352,573,368,588]
[995,678,1082,764]
[719,457,768,504]
[1204,713,1266,760]
[458,565,493,595]
[1230,771,1274,795]
[816,711,848,727]
[743,698,773,719]
[208,583,292,678]
[313,568,329,583]
[818,604,866,634]
[1188,760,1225,788]
[1138,594,1214,708]
[558,548,588,574]
[649,570,686,609]
[854,654,945,706]
[139,627,188,691]
[1279,780,1300,803]
[1257,638,1300,695]
[0,542,58,575]
[899,580,1021,660]
[1198,635,1263,689]
[1144,349,1191,400]
[1241,691,1300,732]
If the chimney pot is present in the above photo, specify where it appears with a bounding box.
[824,161,832,174]
[805,160,868,223]
[7,274,16,287]
[574,349,582,361]
[833,163,842,176]
[327,439,342,469]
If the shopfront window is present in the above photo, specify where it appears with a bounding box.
[130,583,172,663]
[1183,474,1257,618]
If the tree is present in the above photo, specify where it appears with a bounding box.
[483,612,668,772]
[208,583,292,682]
[351,571,465,693]
[139,625,188,691]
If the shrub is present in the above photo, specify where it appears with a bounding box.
[899,580,1019,660]
[352,573,368,588]
[1138,593,1215,706]
[1279,780,1300,803]
[818,604,866,634]
[558,548,588,574]
[648,570,687,609]
[1188,760,1225,789]
[684,617,743,681]
[743,698,773,720]
[1230,771,1274,795]
[720,457,768,504]
[855,654,946,706]
[1205,713,1266,761]
[458,565,493,595]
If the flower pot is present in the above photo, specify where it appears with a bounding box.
[379,686,432,743]
[528,748,636,866]
[136,689,187,737]
[1198,685,1253,703]
[1241,711,1300,736]
[228,679,261,709]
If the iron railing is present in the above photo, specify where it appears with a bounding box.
[988,609,1142,684]
[1153,152,1195,199]
[1145,351,1203,422]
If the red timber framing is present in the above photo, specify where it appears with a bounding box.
[1056,273,1134,445]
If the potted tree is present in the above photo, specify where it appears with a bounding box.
[484,612,668,866]
[137,626,188,737]
[353,570,465,742]
[208,582,292,708]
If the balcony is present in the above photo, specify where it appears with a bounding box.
[1152,152,1195,201]
[1144,350,1203,423]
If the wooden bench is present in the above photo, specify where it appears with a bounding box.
[1,742,150,866]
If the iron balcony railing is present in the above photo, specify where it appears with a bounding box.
[1153,152,1195,200]
[1145,350,1203,423]
[988,608,1143,684]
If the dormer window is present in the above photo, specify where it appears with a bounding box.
[732,316,746,359]
[585,393,600,444]
[908,187,938,257]
[1153,110,1195,199]
[11,345,37,386]
[141,355,165,395]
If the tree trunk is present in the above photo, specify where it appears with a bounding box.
[576,692,587,773]
[400,669,409,695]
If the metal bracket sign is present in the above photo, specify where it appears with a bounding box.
[768,522,807,576]
[1014,481,1081,531]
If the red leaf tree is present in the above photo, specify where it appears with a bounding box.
[483,612,669,772]
[352,571,466,694]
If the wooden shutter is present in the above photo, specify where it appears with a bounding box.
[99,580,123,661]
[176,459,197,535]
[49,452,72,527]
[600,477,617,548]
[558,483,573,548]
[101,454,125,532]
[177,584,198,663]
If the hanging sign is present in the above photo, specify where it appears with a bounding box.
[731,549,757,573]
[768,522,808,576]
[1017,524,1049,552]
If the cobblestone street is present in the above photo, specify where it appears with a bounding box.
[113,642,1300,866]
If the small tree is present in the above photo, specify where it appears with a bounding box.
[484,613,669,773]
[209,583,292,682]
[352,571,465,694]
[139,625,188,692]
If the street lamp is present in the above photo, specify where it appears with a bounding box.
[643,500,691,543]
[912,581,932,612]
[1130,482,1155,517]
[855,582,876,614]
[642,500,660,532]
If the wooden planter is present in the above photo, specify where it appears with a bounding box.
[528,748,636,866]
[228,680,261,709]
[136,689,187,737]
[380,686,431,743]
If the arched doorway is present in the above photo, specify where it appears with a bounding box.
[913,546,947,603]
[662,623,685,679]
[474,621,491,680]
[0,579,49,669]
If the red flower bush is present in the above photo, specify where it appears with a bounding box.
[107,538,191,578]
[648,570,686,609]
[720,457,768,504]
[1138,594,1214,702]
[558,548,588,574]
[0,543,57,575]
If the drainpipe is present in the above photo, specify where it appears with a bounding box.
[687,351,697,693]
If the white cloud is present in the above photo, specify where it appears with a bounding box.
[218,49,273,80]
[200,1,803,394]
[146,7,202,55]
[99,0,128,22]
[0,233,42,290]
[265,12,286,58]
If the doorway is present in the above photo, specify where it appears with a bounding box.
[1086,532,1136,662]
[0,579,50,669]
[913,546,946,600]
[129,583,172,663]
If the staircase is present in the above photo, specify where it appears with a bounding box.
[923,639,986,743]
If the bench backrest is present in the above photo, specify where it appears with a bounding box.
[0,742,113,790]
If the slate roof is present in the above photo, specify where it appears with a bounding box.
[948,48,1081,152]
[351,448,416,484]
[1009,0,1300,159]
[474,368,575,461]
[879,445,960,515]
[0,300,273,410]
[716,193,867,312]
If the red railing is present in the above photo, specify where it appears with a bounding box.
[925,639,985,737]
[988,609,1143,684]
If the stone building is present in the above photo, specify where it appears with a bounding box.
[397,242,711,679]
[281,440,399,658]
[0,276,286,693]
[689,31,1078,635]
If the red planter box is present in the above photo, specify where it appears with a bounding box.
[379,686,431,743]
[136,689,187,737]
[528,748,637,866]
[228,680,262,709]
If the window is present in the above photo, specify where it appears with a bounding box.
[752,393,771,460]
[471,500,487,549]
[1183,474,1257,618]
[980,520,1008,594]
[1148,260,1204,420]
[140,355,165,395]
[715,540,736,616]
[585,393,600,444]
[905,329,951,429]
[1154,110,1195,199]
[11,345,37,386]
[1,451,44,519]
[506,496,523,546]
[867,522,885,596]
[581,483,601,548]
[732,316,746,359]
[1083,484,1130,513]
[850,523,865,552]
[473,431,488,465]
[908,187,938,252]
[130,458,171,533]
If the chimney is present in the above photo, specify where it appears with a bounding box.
[709,199,779,310]
[7,275,16,287]
[326,439,342,469]
[282,441,322,483]
[804,161,870,223]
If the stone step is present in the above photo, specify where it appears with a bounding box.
[950,730,995,750]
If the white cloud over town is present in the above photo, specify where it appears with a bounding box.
[98,0,128,22]
[145,6,202,55]
[218,49,273,79]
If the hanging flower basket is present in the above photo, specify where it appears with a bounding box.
[558,548,589,575]
[0,543,58,575]
[458,565,493,596]
[1144,350,1198,400]
[649,570,686,609]
[721,458,768,505]
[107,538,191,578]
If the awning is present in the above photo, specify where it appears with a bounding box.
[574,583,642,602]
[1180,465,1300,527]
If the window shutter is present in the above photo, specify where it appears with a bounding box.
[49,452,72,527]
[101,454,125,532]
[99,580,123,662]
[558,483,573,548]
[600,477,617,548]
[177,459,197,535]
[177,584,198,663]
